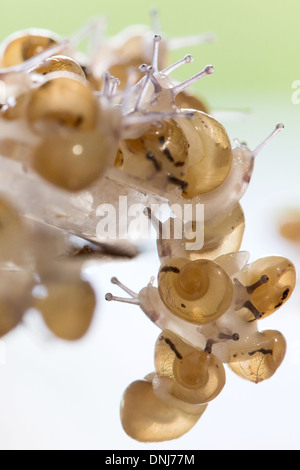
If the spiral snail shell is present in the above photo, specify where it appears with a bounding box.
[158,257,233,325]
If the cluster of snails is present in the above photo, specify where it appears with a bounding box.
[0,195,97,341]
[107,236,295,442]
[0,16,296,444]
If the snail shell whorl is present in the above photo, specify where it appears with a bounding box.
[155,330,226,405]
[158,258,233,325]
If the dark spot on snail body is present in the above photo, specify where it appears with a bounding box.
[159,335,183,360]
[74,116,84,127]
[274,288,290,309]
[146,152,162,171]
[163,147,175,163]
[159,245,172,258]
[168,174,188,191]
[282,288,290,300]
[160,266,180,274]
[248,348,273,356]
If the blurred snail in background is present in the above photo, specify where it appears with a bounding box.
[0,28,63,68]
[0,194,99,341]
[89,8,214,101]
[34,276,96,341]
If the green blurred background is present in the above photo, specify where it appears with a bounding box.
[1,0,299,102]
[1,0,299,145]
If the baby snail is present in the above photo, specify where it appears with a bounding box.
[112,33,212,124]
[90,11,215,93]
[154,329,226,405]
[29,55,86,78]
[116,117,190,191]
[117,108,233,199]
[106,252,294,353]
[0,19,110,78]
[120,375,208,443]
[233,256,296,322]
[0,197,33,337]
[0,192,97,342]
[114,36,284,222]
[106,245,294,442]
[279,210,300,243]
[33,275,96,341]
[0,267,35,338]
[0,28,62,68]
[27,75,98,134]
[25,74,120,192]
[105,254,246,354]
[116,34,214,129]
[157,257,233,325]
[30,221,98,341]
[0,197,34,337]
[170,123,285,223]
[0,19,105,115]
[228,329,287,384]
[1,56,87,121]
[145,203,245,262]
[116,64,220,195]
[0,38,75,136]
